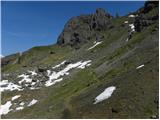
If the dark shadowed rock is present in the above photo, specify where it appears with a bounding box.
[134,1,158,32]
[90,8,112,31]
[111,107,119,113]
[37,66,47,72]
[49,51,55,54]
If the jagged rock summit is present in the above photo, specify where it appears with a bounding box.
[57,8,112,48]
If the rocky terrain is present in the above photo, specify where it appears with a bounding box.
[1,1,159,119]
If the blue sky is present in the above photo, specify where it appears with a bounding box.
[1,1,145,56]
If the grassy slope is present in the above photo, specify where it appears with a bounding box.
[2,44,72,73]
[2,8,159,118]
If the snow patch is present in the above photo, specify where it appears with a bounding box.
[28,99,38,107]
[0,80,22,92]
[136,64,144,69]
[45,78,63,87]
[77,60,92,69]
[19,102,25,106]
[11,95,21,101]
[88,41,102,50]
[52,60,66,69]
[126,38,129,42]
[28,70,37,76]
[94,86,116,104]
[124,21,128,24]
[128,14,135,18]
[47,70,51,76]
[18,74,32,84]
[0,101,12,115]
[129,24,135,32]
[16,106,24,111]
[45,60,92,87]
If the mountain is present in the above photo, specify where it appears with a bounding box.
[1,1,159,119]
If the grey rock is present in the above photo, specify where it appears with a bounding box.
[57,8,112,48]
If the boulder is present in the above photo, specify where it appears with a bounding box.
[49,51,55,54]
[37,66,47,73]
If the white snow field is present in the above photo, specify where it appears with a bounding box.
[94,86,116,104]
[1,59,92,115]
[45,60,92,87]
[0,101,12,115]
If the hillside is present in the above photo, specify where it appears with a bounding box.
[1,1,159,118]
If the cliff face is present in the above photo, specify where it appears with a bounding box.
[57,8,112,48]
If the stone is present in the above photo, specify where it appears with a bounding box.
[38,67,47,72]
[150,115,158,119]
[49,51,55,54]
[111,108,118,113]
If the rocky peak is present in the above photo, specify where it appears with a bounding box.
[90,8,112,31]
[137,1,158,14]
[57,8,112,48]
[134,1,159,32]
[95,8,112,18]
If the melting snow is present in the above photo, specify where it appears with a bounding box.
[128,14,135,17]
[11,95,21,101]
[28,99,38,107]
[129,24,135,32]
[47,70,51,76]
[45,78,63,87]
[18,74,32,84]
[94,86,116,104]
[19,102,25,106]
[88,41,102,50]
[124,21,128,24]
[0,80,22,92]
[77,60,92,69]
[136,64,144,69]
[45,60,92,87]
[0,60,92,115]
[16,106,24,111]
[28,70,37,76]
[31,82,36,86]
[52,60,66,69]
[0,101,12,115]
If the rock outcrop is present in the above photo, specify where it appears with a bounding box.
[57,8,112,48]
[1,53,21,67]
[134,1,159,32]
